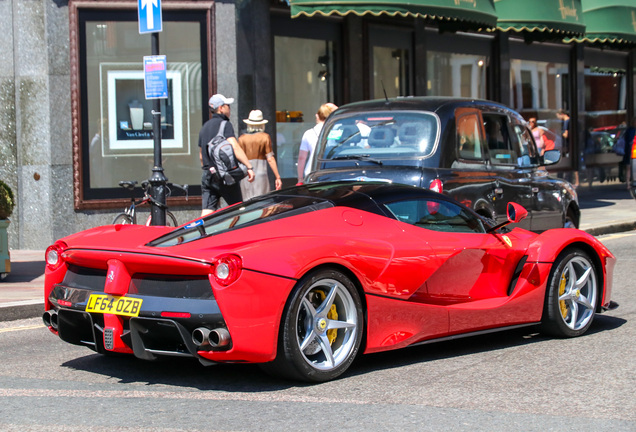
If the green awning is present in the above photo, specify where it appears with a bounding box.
[289,0,498,30]
[495,0,585,37]
[574,0,636,45]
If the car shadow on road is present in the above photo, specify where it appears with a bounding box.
[60,314,626,389]
[350,314,626,378]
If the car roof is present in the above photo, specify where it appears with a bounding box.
[331,96,516,118]
[271,181,455,208]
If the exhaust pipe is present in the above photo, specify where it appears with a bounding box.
[192,327,231,349]
[42,311,52,328]
[209,328,230,348]
[42,310,58,330]
[192,327,211,347]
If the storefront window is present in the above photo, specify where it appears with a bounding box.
[427,52,487,98]
[510,59,568,118]
[274,35,337,181]
[509,41,571,172]
[426,31,490,99]
[79,10,207,202]
[370,26,412,99]
[581,48,628,185]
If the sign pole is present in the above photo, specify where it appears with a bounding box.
[148,31,167,226]
[138,0,166,226]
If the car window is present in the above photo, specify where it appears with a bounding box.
[456,109,485,161]
[512,123,539,167]
[384,198,486,234]
[149,196,333,247]
[483,114,519,166]
[319,111,439,160]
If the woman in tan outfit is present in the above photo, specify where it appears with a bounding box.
[238,110,282,200]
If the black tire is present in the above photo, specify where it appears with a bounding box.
[261,268,364,382]
[113,213,134,225]
[540,249,598,338]
[564,207,578,229]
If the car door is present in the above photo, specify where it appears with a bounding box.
[482,113,533,230]
[383,196,528,333]
[509,119,563,232]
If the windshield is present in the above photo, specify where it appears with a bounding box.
[316,111,439,162]
[149,196,333,247]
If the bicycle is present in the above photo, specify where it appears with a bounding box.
[112,180,188,226]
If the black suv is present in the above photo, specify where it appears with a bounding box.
[306,97,579,232]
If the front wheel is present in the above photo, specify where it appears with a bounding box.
[541,249,598,337]
[113,213,134,225]
[262,268,364,382]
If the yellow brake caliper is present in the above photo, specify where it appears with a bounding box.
[559,273,568,318]
[316,290,339,344]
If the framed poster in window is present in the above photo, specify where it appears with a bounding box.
[100,62,191,156]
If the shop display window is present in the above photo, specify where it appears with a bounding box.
[75,9,208,206]
[274,31,338,181]
[426,31,490,100]
[369,26,412,99]
[427,51,487,99]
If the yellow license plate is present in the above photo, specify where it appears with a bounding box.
[86,294,143,317]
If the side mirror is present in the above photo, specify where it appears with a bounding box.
[542,149,561,165]
[507,202,528,223]
[487,202,528,233]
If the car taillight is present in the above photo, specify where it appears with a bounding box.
[429,178,443,194]
[214,254,242,286]
[632,143,636,159]
[45,241,68,271]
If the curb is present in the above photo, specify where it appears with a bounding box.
[0,300,43,323]
[584,221,636,237]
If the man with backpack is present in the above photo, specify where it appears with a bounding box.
[199,94,255,216]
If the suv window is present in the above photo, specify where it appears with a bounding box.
[384,198,486,233]
[319,111,439,160]
[456,109,486,160]
[512,122,539,167]
[483,114,519,166]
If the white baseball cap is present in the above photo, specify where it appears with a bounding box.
[209,94,234,109]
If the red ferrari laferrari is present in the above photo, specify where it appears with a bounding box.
[43,182,616,382]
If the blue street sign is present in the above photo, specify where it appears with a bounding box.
[144,55,168,99]
[138,0,162,34]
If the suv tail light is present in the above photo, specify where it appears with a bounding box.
[429,179,443,194]
[428,179,443,215]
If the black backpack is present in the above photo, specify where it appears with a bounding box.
[206,120,248,186]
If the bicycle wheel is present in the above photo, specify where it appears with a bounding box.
[166,211,178,227]
[143,212,178,227]
[113,213,134,225]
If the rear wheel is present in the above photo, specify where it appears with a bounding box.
[541,249,598,337]
[262,268,364,382]
[112,213,133,225]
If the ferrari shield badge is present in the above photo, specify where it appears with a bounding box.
[501,235,512,248]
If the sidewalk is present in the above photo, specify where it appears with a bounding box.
[1,180,634,322]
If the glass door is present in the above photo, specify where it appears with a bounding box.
[369,25,412,99]
[272,16,340,184]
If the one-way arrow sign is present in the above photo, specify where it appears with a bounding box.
[138,0,162,34]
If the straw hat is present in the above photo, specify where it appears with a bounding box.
[243,110,268,125]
